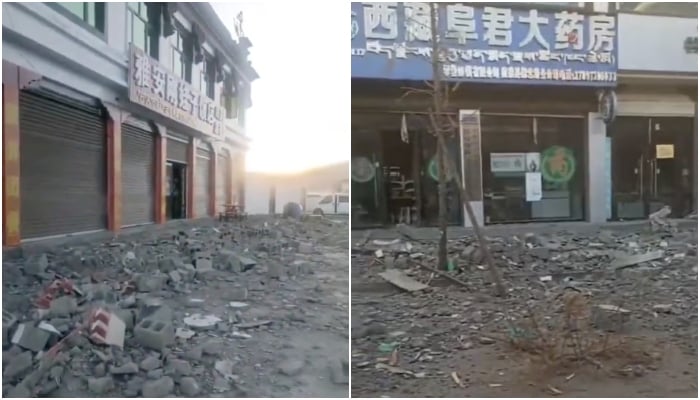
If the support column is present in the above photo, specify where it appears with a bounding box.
[3,62,21,247]
[229,151,236,204]
[238,152,246,209]
[104,105,128,232]
[209,149,217,217]
[154,124,167,224]
[187,137,196,218]
[586,112,607,223]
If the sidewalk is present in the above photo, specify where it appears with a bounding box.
[351,218,698,243]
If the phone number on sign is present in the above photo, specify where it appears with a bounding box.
[442,64,616,82]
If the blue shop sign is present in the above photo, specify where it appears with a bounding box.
[351,2,618,86]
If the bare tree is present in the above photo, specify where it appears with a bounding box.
[406,3,506,296]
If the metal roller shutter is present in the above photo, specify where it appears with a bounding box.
[216,153,230,208]
[195,148,211,218]
[167,138,188,163]
[19,91,107,239]
[122,121,155,226]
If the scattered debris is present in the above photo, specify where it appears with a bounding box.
[183,314,222,330]
[375,362,424,378]
[352,224,697,397]
[2,216,349,397]
[378,269,429,292]
[611,250,665,270]
[451,371,466,387]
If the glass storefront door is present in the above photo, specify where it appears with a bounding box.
[610,117,694,219]
[481,115,586,224]
[351,129,386,228]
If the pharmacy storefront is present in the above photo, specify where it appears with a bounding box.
[351,2,618,227]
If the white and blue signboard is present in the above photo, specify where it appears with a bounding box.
[351,3,618,86]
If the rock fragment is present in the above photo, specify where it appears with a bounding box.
[141,376,174,397]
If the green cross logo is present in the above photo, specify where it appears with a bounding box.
[541,146,576,184]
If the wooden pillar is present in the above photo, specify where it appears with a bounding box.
[104,106,128,232]
[209,147,217,217]
[187,137,196,218]
[154,124,167,224]
[3,62,21,247]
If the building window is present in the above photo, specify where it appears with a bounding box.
[203,57,216,99]
[127,2,159,59]
[58,2,105,32]
[220,93,239,120]
[171,28,192,82]
[196,55,216,99]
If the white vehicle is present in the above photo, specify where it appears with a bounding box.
[305,193,349,215]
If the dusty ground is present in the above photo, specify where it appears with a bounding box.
[351,224,698,398]
[2,216,348,398]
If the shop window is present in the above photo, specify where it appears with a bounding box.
[127,2,159,59]
[57,2,105,32]
[481,115,585,224]
[171,28,193,82]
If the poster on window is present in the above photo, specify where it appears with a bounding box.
[490,153,526,173]
[525,172,543,202]
[525,152,541,172]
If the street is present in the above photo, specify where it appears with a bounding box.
[351,223,698,398]
[2,216,348,397]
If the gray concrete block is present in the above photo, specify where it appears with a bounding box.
[235,255,257,272]
[3,351,33,380]
[114,309,136,331]
[194,258,215,278]
[136,274,168,293]
[142,376,174,397]
[268,263,282,279]
[49,296,78,317]
[298,242,314,254]
[11,324,51,352]
[88,376,114,395]
[228,287,248,301]
[134,319,174,351]
[179,377,200,396]
[3,309,18,347]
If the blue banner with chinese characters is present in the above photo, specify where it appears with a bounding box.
[351,3,618,86]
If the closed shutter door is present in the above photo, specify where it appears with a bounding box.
[167,138,188,163]
[19,91,107,239]
[216,153,229,207]
[618,91,695,117]
[122,122,155,226]
[195,149,211,217]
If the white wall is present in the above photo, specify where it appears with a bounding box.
[2,2,127,101]
[618,13,698,73]
[2,2,247,141]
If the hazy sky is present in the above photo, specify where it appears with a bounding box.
[213,2,348,174]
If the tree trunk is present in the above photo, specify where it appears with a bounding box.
[429,3,448,270]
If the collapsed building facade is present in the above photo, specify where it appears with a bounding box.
[2,2,258,246]
[350,2,698,228]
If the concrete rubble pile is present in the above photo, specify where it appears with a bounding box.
[352,226,697,351]
[2,216,348,398]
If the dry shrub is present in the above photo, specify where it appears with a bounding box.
[507,289,662,379]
